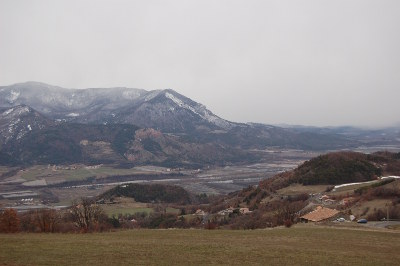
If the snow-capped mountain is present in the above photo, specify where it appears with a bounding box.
[110,89,235,133]
[0,81,146,118]
[0,82,235,133]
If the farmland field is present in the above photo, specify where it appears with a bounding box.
[18,165,153,182]
[1,225,400,265]
[103,206,154,217]
[100,197,180,217]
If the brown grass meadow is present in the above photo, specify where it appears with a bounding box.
[1,225,400,265]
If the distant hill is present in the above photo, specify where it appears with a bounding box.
[196,151,400,229]
[100,183,192,204]
[259,151,400,190]
[0,122,250,167]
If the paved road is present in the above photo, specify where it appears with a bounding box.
[361,221,400,229]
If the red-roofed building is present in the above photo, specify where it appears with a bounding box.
[300,206,340,222]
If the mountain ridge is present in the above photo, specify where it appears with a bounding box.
[1,82,399,166]
[0,82,235,134]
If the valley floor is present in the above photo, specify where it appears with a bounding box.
[1,225,399,265]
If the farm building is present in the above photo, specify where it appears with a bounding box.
[218,207,235,216]
[300,206,339,222]
[239,207,252,214]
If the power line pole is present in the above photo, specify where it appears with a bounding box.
[386,203,390,221]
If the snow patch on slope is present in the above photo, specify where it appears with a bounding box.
[2,106,30,117]
[123,90,141,99]
[165,92,232,129]
[3,108,14,116]
[66,113,80,117]
[16,107,30,115]
[7,90,20,103]
[165,92,199,115]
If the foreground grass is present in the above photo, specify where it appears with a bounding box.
[1,226,400,265]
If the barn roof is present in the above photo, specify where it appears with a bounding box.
[300,206,339,222]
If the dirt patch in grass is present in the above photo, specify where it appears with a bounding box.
[387,224,400,230]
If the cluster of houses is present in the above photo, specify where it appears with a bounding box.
[313,194,356,207]
[217,207,252,216]
[298,193,359,223]
[20,198,34,204]
[192,204,352,223]
[319,195,336,205]
[192,207,252,217]
[46,164,104,171]
[50,164,79,171]
[84,164,103,170]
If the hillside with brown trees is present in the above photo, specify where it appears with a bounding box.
[259,151,400,191]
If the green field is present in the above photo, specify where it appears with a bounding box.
[19,165,146,182]
[1,226,400,265]
[104,207,154,217]
[103,206,180,217]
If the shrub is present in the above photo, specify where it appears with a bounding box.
[284,219,293,228]
[205,220,217,230]
[0,209,20,233]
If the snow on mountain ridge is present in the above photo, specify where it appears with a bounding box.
[0,82,146,112]
[164,91,232,129]
[165,92,200,115]
[0,82,235,132]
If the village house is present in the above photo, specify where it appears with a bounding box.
[319,195,330,201]
[323,199,336,205]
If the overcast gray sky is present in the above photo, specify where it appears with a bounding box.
[1,0,399,128]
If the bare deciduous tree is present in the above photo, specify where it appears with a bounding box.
[70,198,105,232]
[0,208,20,233]
[34,209,61,233]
